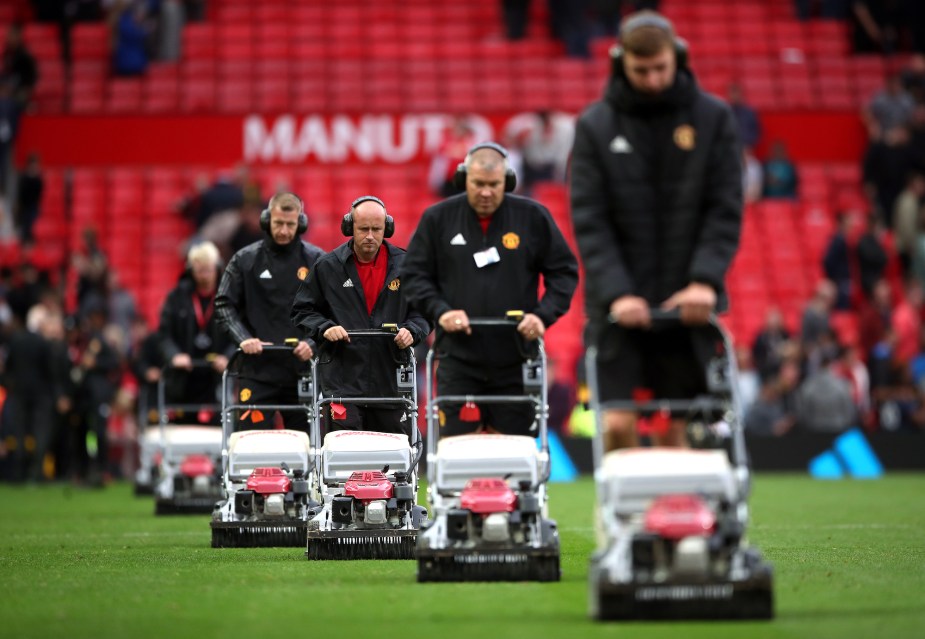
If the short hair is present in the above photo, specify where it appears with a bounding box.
[267,192,303,214]
[187,240,220,266]
[620,11,677,57]
[26,304,48,333]
[464,146,509,174]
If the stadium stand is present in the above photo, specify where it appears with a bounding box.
[0,0,910,381]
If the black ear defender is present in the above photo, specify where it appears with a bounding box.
[341,195,395,238]
[453,141,517,193]
[260,193,308,235]
[609,11,689,74]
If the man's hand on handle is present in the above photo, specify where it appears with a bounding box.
[394,327,414,349]
[609,295,651,328]
[516,313,545,341]
[661,282,716,325]
[323,326,350,343]
[292,340,314,361]
[439,310,471,335]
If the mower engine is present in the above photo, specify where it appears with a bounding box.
[332,470,416,529]
[446,478,542,545]
[233,466,310,518]
[180,454,217,497]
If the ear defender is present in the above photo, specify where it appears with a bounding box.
[260,194,308,235]
[453,141,517,193]
[609,12,689,73]
[341,195,395,238]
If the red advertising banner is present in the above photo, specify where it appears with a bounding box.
[17,111,866,168]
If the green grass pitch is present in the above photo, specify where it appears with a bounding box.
[1,474,923,639]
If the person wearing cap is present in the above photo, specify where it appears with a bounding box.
[402,142,578,436]
[291,196,430,438]
[569,10,743,451]
[215,192,325,431]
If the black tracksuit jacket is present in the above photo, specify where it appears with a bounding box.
[570,65,742,340]
[401,193,578,367]
[216,237,325,383]
[291,240,430,398]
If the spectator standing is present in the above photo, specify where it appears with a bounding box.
[728,81,761,150]
[823,212,855,310]
[794,353,857,432]
[892,171,925,275]
[291,196,431,437]
[14,152,43,246]
[855,213,889,301]
[403,142,578,436]
[0,23,38,109]
[519,110,575,193]
[863,125,915,226]
[112,1,150,77]
[864,74,915,139]
[569,10,742,450]
[215,193,325,431]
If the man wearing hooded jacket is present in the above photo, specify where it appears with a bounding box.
[291,196,430,437]
[216,192,325,431]
[570,11,743,451]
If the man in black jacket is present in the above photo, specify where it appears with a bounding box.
[570,11,743,450]
[216,193,325,431]
[291,196,430,437]
[403,142,578,436]
[158,241,233,421]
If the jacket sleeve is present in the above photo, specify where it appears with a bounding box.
[533,207,579,328]
[157,289,183,361]
[569,115,637,314]
[290,265,336,342]
[688,102,743,292]
[400,303,432,345]
[215,253,252,346]
[400,210,453,322]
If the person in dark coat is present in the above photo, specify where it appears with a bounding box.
[569,10,743,450]
[402,142,579,436]
[1,306,54,481]
[157,241,233,421]
[215,193,325,431]
[291,196,431,437]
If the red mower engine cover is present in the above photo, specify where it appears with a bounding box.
[180,454,215,478]
[643,494,716,540]
[246,467,292,495]
[344,471,394,501]
[460,478,517,514]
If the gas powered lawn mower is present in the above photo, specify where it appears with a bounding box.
[416,312,560,582]
[210,345,320,547]
[305,326,427,560]
[586,311,774,620]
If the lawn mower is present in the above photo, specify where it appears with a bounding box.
[151,359,224,515]
[210,345,320,547]
[586,311,774,620]
[416,312,561,582]
[305,326,427,560]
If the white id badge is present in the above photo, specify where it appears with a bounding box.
[473,246,501,268]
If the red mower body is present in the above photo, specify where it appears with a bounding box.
[460,478,517,514]
[180,454,215,478]
[643,494,716,540]
[246,467,292,495]
[344,471,394,501]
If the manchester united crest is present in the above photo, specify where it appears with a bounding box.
[297,267,309,281]
[673,125,696,151]
[240,388,252,402]
[388,278,400,291]
[501,232,520,250]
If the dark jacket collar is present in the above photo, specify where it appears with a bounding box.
[605,66,699,116]
[333,240,398,266]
